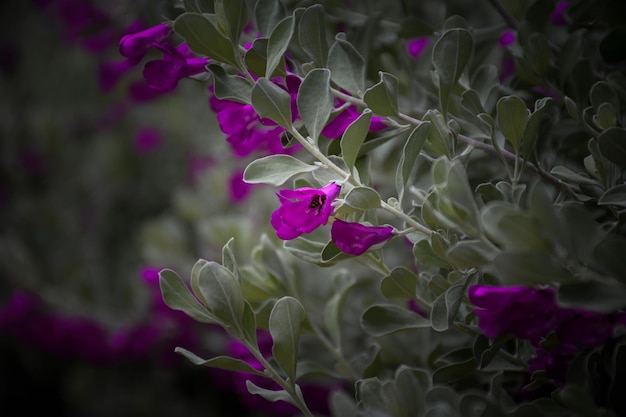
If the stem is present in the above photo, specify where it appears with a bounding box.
[244,340,315,417]
[307,319,362,383]
[486,0,518,30]
[331,88,581,195]
[381,200,432,236]
[289,127,355,186]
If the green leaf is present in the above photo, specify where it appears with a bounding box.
[182,0,214,13]
[432,358,477,384]
[246,380,298,406]
[432,28,473,116]
[298,68,333,142]
[327,35,365,96]
[207,63,253,103]
[198,261,245,331]
[523,97,551,158]
[251,77,293,128]
[598,184,626,207]
[590,81,619,113]
[269,296,305,382]
[380,267,418,299]
[244,154,318,186]
[214,0,248,44]
[266,16,294,77]
[221,237,239,279]
[190,258,210,305]
[550,165,601,187]
[324,276,357,347]
[299,5,329,66]
[361,304,431,336]
[395,123,430,201]
[363,72,399,117]
[175,347,265,375]
[255,0,286,37]
[557,281,626,312]
[593,236,626,285]
[413,239,451,269]
[598,127,626,168]
[330,390,358,417]
[241,301,258,346]
[497,95,529,151]
[343,186,381,210]
[340,108,372,171]
[159,269,216,323]
[493,251,573,285]
[430,284,464,332]
[446,240,497,270]
[174,12,238,67]
[480,202,551,252]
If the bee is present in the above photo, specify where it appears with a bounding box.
[308,194,326,215]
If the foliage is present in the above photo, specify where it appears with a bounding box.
[2,0,626,416]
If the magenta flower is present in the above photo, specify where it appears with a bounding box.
[331,219,394,255]
[143,43,209,92]
[118,22,172,60]
[550,1,569,26]
[133,127,163,154]
[322,105,387,139]
[406,37,430,59]
[468,285,626,346]
[271,182,341,240]
[98,57,137,92]
[499,30,516,48]
[229,169,258,202]
[210,95,286,157]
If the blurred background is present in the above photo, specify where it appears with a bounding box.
[0,1,279,415]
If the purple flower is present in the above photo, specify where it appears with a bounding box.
[210,95,286,157]
[407,37,430,59]
[187,154,215,185]
[468,285,626,347]
[322,105,387,139]
[143,43,209,92]
[98,57,137,92]
[271,183,341,240]
[118,22,172,60]
[499,30,516,48]
[229,168,258,202]
[133,127,163,154]
[550,1,569,26]
[331,219,394,256]
[467,285,563,345]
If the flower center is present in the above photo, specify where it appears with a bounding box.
[307,194,326,215]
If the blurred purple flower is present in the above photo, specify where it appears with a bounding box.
[499,30,516,48]
[133,127,163,154]
[331,219,394,256]
[468,285,565,344]
[550,1,569,26]
[229,169,258,202]
[271,182,341,240]
[98,57,138,92]
[128,79,168,102]
[322,105,387,139]
[143,43,209,92]
[118,22,171,60]
[406,37,430,59]
[528,343,580,386]
[187,153,215,185]
[468,284,626,347]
